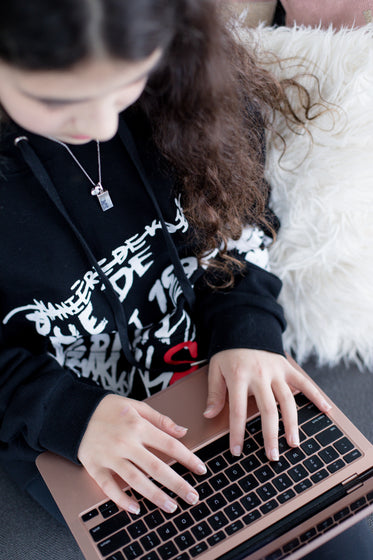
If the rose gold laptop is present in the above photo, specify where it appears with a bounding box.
[37,359,373,560]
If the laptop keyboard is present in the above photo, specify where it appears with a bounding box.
[82,393,363,560]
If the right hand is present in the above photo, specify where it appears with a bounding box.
[77,394,207,515]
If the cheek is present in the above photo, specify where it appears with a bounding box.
[115,81,147,110]
[1,95,67,136]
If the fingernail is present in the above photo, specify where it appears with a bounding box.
[269,448,279,461]
[321,400,332,412]
[232,445,242,457]
[127,503,140,515]
[163,500,178,513]
[196,463,207,475]
[290,433,300,446]
[203,405,214,416]
[174,424,188,434]
[186,491,199,505]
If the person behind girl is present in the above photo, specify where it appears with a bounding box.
[0,0,330,523]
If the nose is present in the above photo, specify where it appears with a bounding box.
[72,99,120,141]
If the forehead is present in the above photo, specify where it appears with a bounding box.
[2,49,162,99]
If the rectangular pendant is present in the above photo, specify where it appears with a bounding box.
[97,190,114,211]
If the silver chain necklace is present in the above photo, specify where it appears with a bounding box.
[47,137,114,211]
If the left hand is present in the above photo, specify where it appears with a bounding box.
[203,349,332,461]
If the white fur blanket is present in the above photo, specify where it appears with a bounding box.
[237,24,373,368]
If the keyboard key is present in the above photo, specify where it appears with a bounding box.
[254,465,275,483]
[208,511,229,530]
[207,530,226,546]
[316,426,343,446]
[300,527,317,543]
[283,538,300,553]
[175,530,195,550]
[273,474,292,492]
[295,393,310,408]
[82,509,99,522]
[190,543,208,557]
[334,437,354,455]
[288,465,308,482]
[271,457,290,474]
[128,519,147,539]
[311,469,329,483]
[141,552,160,560]
[157,522,177,541]
[298,403,320,424]
[98,530,130,556]
[278,489,295,504]
[278,436,290,454]
[304,455,324,473]
[174,555,189,560]
[145,510,164,530]
[224,501,245,520]
[240,492,261,511]
[257,483,277,501]
[90,511,131,542]
[334,507,350,521]
[107,553,124,560]
[195,481,213,499]
[303,415,332,437]
[99,500,119,518]
[174,512,193,531]
[243,509,261,525]
[246,417,262,435]
[238,474,259,492]
[294,479,312,493]
[226,520,244,535]
[242,438,259,455]
[207,493,227,512]
[265,549,282,560]
[140,531,161,551]
[223,483,243,501]
[226,464,245,481]
[122,542,143,560]
[241,454,260,472]
[327,459,345,473]
[351,497,367,511]
[260,499,278,514]
[301,438,321,456]
[344,449,362,463]
[207,455,228,473]
[190,503,210,522]
[319,446,338,464]
[195,434,229,462]
[191,521,212,540]
[158,542,178,560]
[210,473,230,491]
[317,517,333,532]
[285,448,306,465]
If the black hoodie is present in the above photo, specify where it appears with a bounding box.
[0,107,285,486]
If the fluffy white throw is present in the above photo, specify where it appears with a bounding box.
[237,24,373,368]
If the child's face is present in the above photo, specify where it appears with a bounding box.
[0,49,162,144]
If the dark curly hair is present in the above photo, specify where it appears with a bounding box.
[0,0,314,286]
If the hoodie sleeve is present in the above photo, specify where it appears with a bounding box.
[194,225,286,359]
[0,325,109,464]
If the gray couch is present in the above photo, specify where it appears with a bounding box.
[1,358,373,560]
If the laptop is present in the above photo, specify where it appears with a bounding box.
[36,357,373,560]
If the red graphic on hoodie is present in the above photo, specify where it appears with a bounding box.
[164,341,199,384]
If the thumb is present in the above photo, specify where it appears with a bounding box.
[204,364,227,418]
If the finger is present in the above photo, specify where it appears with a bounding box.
[254,385,280,462]
[90,467,141,514]
[227,376,249,457]
[288,370,332,414]
[112,458,181,514]
[144,424,207,477]
[134,401,189,439]
[273,380,300,448]
[138,448,201,507]
[204,363,227,418]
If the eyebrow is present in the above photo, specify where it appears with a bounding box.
[20,67,153,106]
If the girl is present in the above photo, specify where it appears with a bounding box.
[0,0,329,522]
